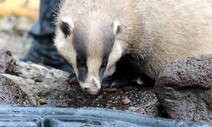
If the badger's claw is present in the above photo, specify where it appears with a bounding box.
[68,73,78,84]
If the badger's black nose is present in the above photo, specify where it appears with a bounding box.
[84,87,100,96]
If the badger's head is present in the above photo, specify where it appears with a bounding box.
[54,17,126,95]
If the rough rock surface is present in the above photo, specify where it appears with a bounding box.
[0,50,16,73]
[155,54,212,123]
[0,75,32,105]
[0,15,32,59]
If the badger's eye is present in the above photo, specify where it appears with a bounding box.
[101,60,107,69]
[99,59,108,81]
[76,56,87,71]
[100,59,108,73]
[79,62,86,68]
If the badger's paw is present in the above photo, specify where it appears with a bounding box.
[102,74,154,89]
[102,75,131,88]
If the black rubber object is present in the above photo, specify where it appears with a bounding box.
[0,106,210,127]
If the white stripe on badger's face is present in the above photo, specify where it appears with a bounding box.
[75,20,106,94]
[79,57,102,90]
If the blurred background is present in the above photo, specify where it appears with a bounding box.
[0,0,39,59]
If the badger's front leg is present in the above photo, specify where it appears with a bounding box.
[102,69,132,88]
[103,54,141,88]
[103,54,155,88]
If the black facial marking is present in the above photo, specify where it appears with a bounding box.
[115,25,121,34]
[99,23,115,82]
[76,56,87,82]
[99,57,108,82]
[73,24,88,82]
[59,21,71,38]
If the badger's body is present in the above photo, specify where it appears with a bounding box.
[54,0,212,95]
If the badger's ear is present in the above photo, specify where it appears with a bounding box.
[59,17,74,38]
[113,20,121,35]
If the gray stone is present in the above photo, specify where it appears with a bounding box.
[15,17,34,33]
[0,74,32,105]
[0,16,16,32]
[155,54,212,123]
[0,50,16,73]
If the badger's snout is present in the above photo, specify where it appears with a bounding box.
[84,87,100,96]
[79,77,101,95]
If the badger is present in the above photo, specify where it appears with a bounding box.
[54,0,212,95]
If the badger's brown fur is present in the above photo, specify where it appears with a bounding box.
[54,0,212,95]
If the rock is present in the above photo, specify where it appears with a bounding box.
[0,50,16,73]
[155,54,212,123]
[15,17,34,34]
[0,15,33,34]
[0,74,32,105]
[0,60,72,105]
[121,98,132,105]
[37,98,47,105]
[128,100,162,117]
[0,16,16,32]
[0,15,32,59]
